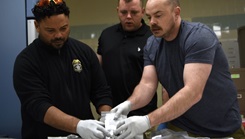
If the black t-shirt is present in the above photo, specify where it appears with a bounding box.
[97,20,157,116]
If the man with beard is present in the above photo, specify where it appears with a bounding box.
[13,0,113,138]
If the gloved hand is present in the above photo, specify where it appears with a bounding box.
[99,116,105,123]
[110,100,131,119]
[76,120,112,139]
[113,115,151,139]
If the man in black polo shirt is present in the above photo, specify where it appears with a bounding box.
[97,0,157,118]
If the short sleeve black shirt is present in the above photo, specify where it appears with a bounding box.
[97,20,157,116]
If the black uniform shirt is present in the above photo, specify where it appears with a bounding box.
[13,37,112,138]
[97,20,157,116]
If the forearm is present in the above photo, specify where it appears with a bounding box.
[44,106,80,134]
[98,105,112,114]
[148,87,202,127]
[128,82,157,111]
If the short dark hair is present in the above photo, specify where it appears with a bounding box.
[118,0,144,8]
[32,0,70,22]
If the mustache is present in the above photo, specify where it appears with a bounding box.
[151,25,161,29]
[51,38,65,42]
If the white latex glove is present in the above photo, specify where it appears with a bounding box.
[99,116,105,123]
[76,120,112,139]
[110,101,131,119]
[113,115,151,139]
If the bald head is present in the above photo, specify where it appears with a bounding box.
[147,0,179,9]
[145,0,181,40]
